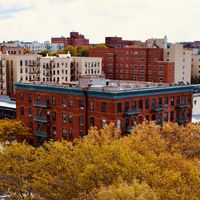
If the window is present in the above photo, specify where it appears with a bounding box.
[69,114,73,123]
[116,119,121,128]
[139,100,143,110]
[90,117,95,127]
[182,96,186,105]
[80,131,84,138]
[171,97,174,106]
[132,101,136,109]
[102,118,106,128]
[62,129,67,140]
[28,108,32,116]
[187,110,191,120]
[164,97,168,106]
[62,113,66,123]
[90,101,94,112]
[52,96,56,105]
[177,96,180,105]
[117,103,122,113]
[164,112,168,121]
[102,102,106,112]
[37,94,41,101]
[28,94,32,103]
[20,107,24,115]
[79,99,84,109]
[170,111,174,121]
[52,111,56,121]
[145,99,149,109]
[158,98,162,106]
[188,96,191,105]
[46,96,50,105]
[69,129,73,140]
[20,93,24,101]
[145,115,149,121]
[125,102,129,112]
[62,98,66,108]
[69,98,73,108]
[125,118,129,128]
[53,127,56,137]
[79,116,84,126]
[138,116,143,124]
[176,111,180,120]
[152,114,156,121]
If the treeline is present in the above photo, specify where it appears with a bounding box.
[38,44,107,57]
[0,120,200,199]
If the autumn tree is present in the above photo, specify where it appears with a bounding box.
[0,143,39,199]
[38,50,49,57]
[93,44,108,48]
[0,122,200,199]
[89,181,158,200]
[0,119,30,144]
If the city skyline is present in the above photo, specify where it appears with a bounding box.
[0,0,199,43]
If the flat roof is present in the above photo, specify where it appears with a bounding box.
[0,95,16,109]
[15,81,194,99]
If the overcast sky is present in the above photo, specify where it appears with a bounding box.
[0,0,199,43]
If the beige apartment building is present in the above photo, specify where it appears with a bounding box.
[40,54,102,84]
[0,55,7,95]
[4,54,39,95]
[0,53,102,95]
[164,44,192,83]
[191,49,200,79]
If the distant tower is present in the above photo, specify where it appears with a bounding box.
[163,35,168,49]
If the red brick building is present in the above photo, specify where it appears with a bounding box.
[105,36,144,48]
[89,47,174,83]
[15,76,193,144]
[51,32,89,47]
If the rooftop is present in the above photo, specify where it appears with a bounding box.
[16,75,193,94]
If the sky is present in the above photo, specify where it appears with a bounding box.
[0,0,199,43]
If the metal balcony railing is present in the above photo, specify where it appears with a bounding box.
[125,108,141,115]
[33,101,49,108]
[176,103,188,109]
[34,131,48,138]
[152,104,164,112]
[176,117,188,124]
[34,116,48,123]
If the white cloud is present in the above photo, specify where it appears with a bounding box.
[0,0,199,43]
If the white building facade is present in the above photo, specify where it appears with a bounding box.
[1,41,64,53]
[1,53,102,95]
[191,49,200,79]
[164,44,192,84]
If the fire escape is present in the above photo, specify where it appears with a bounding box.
[28,60,40,81]
[33,100,50,144]
[151,104,164,125]
[124,108,141,133]
[45,62,53,82]
[176,100,188,125]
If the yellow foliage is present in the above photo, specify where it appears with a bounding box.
[0,119,30,144]
[0,122,200,199]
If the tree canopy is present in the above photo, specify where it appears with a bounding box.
[0,119,30,144]
[0,122,200,199]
